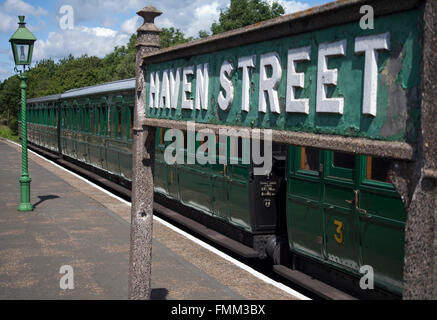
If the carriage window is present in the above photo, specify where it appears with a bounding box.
[75,108,79,130]
[129,106,134,140]
[97,107,101,135]
[116,106,122,138]
[159,128,165,145]
[82,109,86,132]
[333,152,355,170]
[366,156,392,183]
[300,147,319,172]
[100,106,107,136]
[89,108,93,133]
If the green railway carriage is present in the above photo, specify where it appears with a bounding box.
[287,147,405,296]
[22,79,406,298]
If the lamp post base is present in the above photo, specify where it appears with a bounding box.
[18,176,33,212]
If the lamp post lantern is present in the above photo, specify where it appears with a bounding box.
[9,16,36,212]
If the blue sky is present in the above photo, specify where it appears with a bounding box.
[0,0,331,81]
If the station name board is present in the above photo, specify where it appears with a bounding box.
[146,8,422,142]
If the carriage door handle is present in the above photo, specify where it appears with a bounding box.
[345,189,358,205]
[345,190,372,218]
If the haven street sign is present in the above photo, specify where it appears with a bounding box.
[145,7,422,146]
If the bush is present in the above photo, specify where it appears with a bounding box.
[0,125,19,142]
[8,118,18,134]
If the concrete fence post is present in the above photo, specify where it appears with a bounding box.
[128,5,161,300]
[402,0,437,300]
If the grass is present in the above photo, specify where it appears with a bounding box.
[0,125,19,142]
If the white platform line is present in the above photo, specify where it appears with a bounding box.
[7,139,311,300]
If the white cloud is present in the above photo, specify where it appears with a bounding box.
[150,0,310,37]
[55,0,310,38]
[0,11,15,33]
[268,0,310,14]
[185,2,221,36]
[0,0,49,34]
[0,62,13,81]
[57,0,144,25]
[33,25,130,61]
[3,0,48,16]
[29,0,312,63]
[120,16,140,35]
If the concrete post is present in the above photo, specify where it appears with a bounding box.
[402,0,437,300]
[128,5,161,300]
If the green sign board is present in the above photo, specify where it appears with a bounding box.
[146,8,422,142]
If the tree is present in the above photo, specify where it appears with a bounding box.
[211,0,284,35]
[198,30,210,39]
[159,27,193,49]
[0,75,20,123]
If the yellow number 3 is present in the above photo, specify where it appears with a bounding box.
[334,220,344,244]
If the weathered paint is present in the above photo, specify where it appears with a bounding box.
[146,8,422,143]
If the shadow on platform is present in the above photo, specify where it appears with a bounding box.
[151,288,169,300]
[33,195,60,208]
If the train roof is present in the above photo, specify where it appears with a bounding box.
[27,94,62,104]
[61,78,135,99]
[26,78,136,104]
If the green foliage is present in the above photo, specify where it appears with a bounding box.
[0,125,19,142]
[211,0,284,35]
[100,34,137,81]
[0,35,138,124]
[8,118,18,134]
[160,27,193,49]
[0,75,20,123]
[198,30,210,39]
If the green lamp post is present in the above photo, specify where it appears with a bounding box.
[9,16,36,212]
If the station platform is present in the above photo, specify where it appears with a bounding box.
[0,139,303,300]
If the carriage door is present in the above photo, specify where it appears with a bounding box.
[287,146,324,260]
[322,151,360,272]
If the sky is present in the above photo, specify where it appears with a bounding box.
[0,0,332,81]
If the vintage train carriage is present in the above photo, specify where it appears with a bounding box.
[26,94,61,152]
[59,79,135,181]
[287,146,405,296]
[154,128,286,237]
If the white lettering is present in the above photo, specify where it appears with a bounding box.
[316,40,347,114]
[355,32,390,116]
[218,61,234,111]
[286,46,311,114]
[195,63,209,110]
[238,55,256,112]
[149,71,160,109]
[182,66,194,109]
[159,69,170,108]
[169,68,181,109]
[259,52,282,114]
